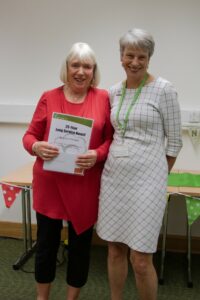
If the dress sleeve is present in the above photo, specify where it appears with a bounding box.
[95,96,114,162]
[22,93,47,155]
[159,83,183,157]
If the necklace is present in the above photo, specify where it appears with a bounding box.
[61,86,89,118]
[116,73,148,137]
[64,85,87,103]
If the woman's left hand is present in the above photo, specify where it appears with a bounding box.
[76,150,97,169]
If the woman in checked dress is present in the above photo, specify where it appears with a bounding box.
[97,28,182,300]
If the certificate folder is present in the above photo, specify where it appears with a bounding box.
[43,112,93,175]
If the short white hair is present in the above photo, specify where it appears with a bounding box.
[60,42,100,87]
[119,28,155,58]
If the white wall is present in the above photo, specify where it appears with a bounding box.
[0,0,200,236]
[0,0,200,107]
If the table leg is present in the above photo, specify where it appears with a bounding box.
[187,221,193,288]
[26,189,33,249]
[22,189,28,251]
[13,188,36,270]
[159,195,170,285]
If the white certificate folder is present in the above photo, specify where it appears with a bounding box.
[43,112,93,175]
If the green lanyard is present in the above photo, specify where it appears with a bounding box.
[116,73,148,137]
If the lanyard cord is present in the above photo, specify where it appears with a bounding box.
[116,73,148,137]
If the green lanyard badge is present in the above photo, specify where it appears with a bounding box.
[116,73,148,137]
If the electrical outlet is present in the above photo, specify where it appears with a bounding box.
[189,111,200,123]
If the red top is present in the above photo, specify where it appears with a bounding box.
[23,86,113,234]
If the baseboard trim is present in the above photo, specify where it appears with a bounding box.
[0,221,28,239]
[0,221,200,253]
[0,221,105,245]
[157,234,200,254]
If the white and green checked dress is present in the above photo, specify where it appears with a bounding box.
[97,77,182,253]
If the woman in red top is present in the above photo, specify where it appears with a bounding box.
[23,42,113,300]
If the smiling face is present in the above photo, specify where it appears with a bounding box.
[67,58,95,94]
[121,46,150,87]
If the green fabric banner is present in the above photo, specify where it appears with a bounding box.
[168,173,200,187]
[186,196,200,226]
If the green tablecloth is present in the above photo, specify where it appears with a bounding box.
[168,173,200,187]
[168,173,200,226]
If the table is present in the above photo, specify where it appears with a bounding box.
[159,170,200,288]
[1,161,36,270]
[1,163,200,282]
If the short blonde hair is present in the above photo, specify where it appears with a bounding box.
[60,42,100,87]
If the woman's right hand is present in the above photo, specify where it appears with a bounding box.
[32,141,59,161]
